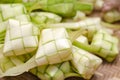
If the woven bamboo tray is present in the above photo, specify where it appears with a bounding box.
[92,52,120,80]
[0,12,120,80]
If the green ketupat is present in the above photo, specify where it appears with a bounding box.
[30,12,62,24]
[0,14,31,44]
[47,18,101,41]
[0,4,30,44]
[3,19,39,56]
[35,28,72,65]
[91,30,119,62]
[73,11,86,21]
[79,18,101,42]
[0,44,34,76]
[101,21,120,30]
[0,4,27,22]
[24,0,93,17]
[0,28,72,77]
[0,0,22,3]
[71,46,102,79]
[79,0,104,10]
[0,46,15,75]
[0,4,30,26]
[94,0,104,10]
[0,1,119,80]
[46,18,101,29]
[73,30,119,62]
[30,61,80,80]
[103,10,120,23]
[79,0,95,4]
[0,22,7,44]
[0,0,104,14]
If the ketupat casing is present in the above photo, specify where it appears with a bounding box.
[0,1,118,80]
[0,45,15,74]
[0,28,73,77]
[46,17,101,30]
[0,44,34,75]
[24,0,93,17]
[0,4,30,32]
[0,0,22,3]
[73,30,119,62]
[0,4,27,22]
[3,19,39,56]
[0,4,30,23]
[0,4,31,44]
[71,46,102,79]
[31,45,102,80]
[30,61,80,80]
[35,28,72,65]
[30,12,62,24]
[91,30,119,62]
[103,10,120,23]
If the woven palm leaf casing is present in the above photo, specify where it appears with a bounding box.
[3,19,39,56]
[71,46,102,79]
[35,28,72,65]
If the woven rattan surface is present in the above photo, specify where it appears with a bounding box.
[92,52,120,80]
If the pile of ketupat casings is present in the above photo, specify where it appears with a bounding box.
[0,0,119,80]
